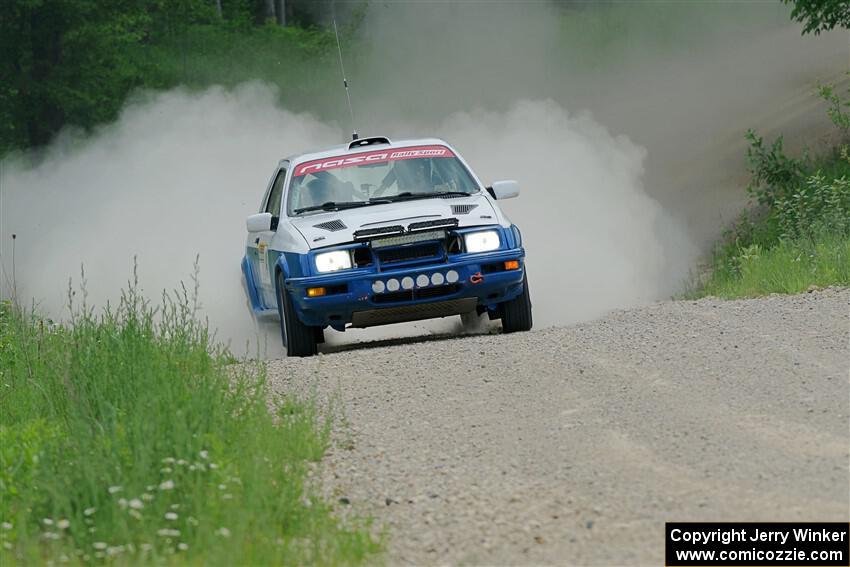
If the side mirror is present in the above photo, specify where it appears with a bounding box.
[246,212,273,232]
[489,180,520,200]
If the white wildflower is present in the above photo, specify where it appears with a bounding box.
[158,480,175,490]
[59,554,69,563]
[216,527,231,538]
[156,528,180,538]
[128,499,143,510]
[146,485,155,491]
[209,463,219,470]
[57,520,70,530]
[222,493,233,500]
[164,512,178,521]
[88,527,96,533]
[189,465,196,471]
[218,484,227,490]
[106,546,124,556]
[162,457,175,464]
[43,531,60,540]
[187,517,199,526]
[170,504,180,510]
[42,518,54,526]
[107,486,122,494]
[129,510,142,520]
[160,467,173,474]
[2,542,12,550]
[1,522,12,530]
[176,459,187,466]
[118,498,128,508]
[93,542,107,550]
[177,543,188,551]
[141,493,154,501]
[199,450,209,460]
[140,543,152,553]
[83,507,96,516]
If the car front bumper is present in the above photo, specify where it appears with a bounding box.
[284,248,526,330]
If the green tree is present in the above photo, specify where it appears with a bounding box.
[782,0,850,35]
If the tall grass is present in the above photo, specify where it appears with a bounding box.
[0,268,379,564]
[691,232,850,298]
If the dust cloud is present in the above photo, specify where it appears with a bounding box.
[0,84,338,355]
[1,2,846,352]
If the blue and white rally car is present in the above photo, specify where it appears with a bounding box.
[242,136,532,356]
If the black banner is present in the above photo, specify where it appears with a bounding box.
[666,522,849,566]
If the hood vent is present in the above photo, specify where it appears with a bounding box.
[451,204,478,215]
[313,219,347,232]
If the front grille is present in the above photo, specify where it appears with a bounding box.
[373,284,460,304]
[375,242,442,265]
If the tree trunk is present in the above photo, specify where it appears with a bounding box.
[264,0,275,22]
[274,0,286,26]
[214,0,222,17]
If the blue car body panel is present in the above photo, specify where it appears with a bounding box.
[243,225,527,331]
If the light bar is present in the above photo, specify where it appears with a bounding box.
[370,229,446,249]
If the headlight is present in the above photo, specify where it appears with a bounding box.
[464,230,500,253]
[314,250,352,273]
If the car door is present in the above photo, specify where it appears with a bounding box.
[247,167,286,308]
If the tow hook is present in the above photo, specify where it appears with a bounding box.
[470,272,484,284]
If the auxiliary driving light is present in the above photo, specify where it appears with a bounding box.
[504,260,520,270]
[446,270,459,283]
[387,278,400,292]
[416,274,430,288]
[307,287,326,297]
[401,276,415,290]
[372,280,385,294]
[431,272,445,285]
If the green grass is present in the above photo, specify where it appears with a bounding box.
[690,232,850,299]
[0,272,381,565]
[689,131,850,300]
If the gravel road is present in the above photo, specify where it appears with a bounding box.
[268,289,850,566]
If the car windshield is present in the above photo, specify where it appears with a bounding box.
[287,145,479,215]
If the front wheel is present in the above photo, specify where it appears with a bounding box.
[276,272,318,357]
[500,272,533,333]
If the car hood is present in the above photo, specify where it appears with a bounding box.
[289,194,498,249]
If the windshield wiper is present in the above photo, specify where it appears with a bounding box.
[385,191,473,202]
[294,199,391,214]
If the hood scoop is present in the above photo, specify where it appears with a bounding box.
[313,219,347,232]
[451,204,478,215]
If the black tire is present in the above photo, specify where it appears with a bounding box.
[276,272,318,357]
[501,273,533,333]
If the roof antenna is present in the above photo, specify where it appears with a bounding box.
[333,19,358,141]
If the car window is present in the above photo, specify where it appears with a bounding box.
[287,146,479,215]
[265,168,287,217]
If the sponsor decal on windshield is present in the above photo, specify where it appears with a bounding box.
[294,145,455,177]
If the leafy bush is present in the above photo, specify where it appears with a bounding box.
[692,78,850,298]
[0,273,380,564]
[744,129,808,207]
[774,172,850,240]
